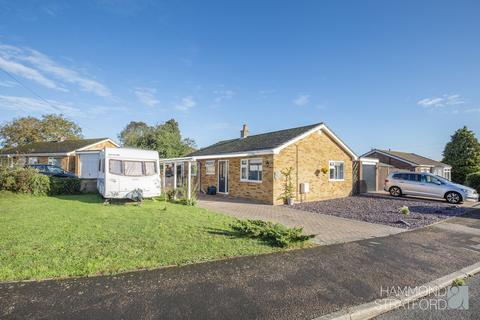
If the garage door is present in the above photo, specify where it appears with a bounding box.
[362,164,377,192]
[79,153,99,178]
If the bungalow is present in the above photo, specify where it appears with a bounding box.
[359,149,452,192]
[0,138,119,178]
[160,123,359,205]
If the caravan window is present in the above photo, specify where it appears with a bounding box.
[124,161,143,176]
[109,159,122,175]
[145,161,157,175]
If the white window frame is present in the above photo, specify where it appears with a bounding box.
[28,157,38,165]
[240,158,263,183]
[329,160,345,181]
[191,162,198,176]
[444,168,451,181]
[205,160,215,175]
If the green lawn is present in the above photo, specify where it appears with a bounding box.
[0,192,291,281]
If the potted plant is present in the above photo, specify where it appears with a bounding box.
[278,167,295,205]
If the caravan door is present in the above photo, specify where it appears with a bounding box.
[107,159,122,195]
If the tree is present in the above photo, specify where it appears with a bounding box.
[118,121,151,148]
[118,119,196,157]
[442,126,480,183]
[0,114,83,148]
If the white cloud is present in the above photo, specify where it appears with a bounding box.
[0,43,111,97]
[465,108,480,113]
[293,94,310,106]
[0,56,65,91]
[417,94,465,108]
[213,89,235,103]
[0,94,81,117]
[0,80,17,88]
[134,87,160,107]
[175,96,196,111]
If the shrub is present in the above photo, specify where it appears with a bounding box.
[399,206,410,216]
[49,177,81,195]
[452,278,466,287]
[230,219,313,247]
[0,166,50,195]
[466,172,480,194]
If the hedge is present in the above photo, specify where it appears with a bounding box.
[0,166,50,196]
[466,172,480,194]
[49,177,81,195]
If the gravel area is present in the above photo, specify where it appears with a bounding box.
[292,194,468,229]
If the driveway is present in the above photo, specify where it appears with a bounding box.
[197,195,403,245]
[293,193,474,229]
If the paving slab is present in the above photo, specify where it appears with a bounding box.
[198,195,403,245]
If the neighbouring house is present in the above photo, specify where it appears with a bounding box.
[0,138,119,179]
[359,149,452,192]
[160,123,359,205]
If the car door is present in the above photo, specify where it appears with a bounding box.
[402,173,424,196]
[419,174,445,198]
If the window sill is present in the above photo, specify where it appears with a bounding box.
[240,179,262,183]
[329,179,345,182]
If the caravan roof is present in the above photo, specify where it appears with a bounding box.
[104,147,159,160]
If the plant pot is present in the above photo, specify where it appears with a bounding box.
[287,198,295,206]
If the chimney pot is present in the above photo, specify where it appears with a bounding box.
[240,124,249,138]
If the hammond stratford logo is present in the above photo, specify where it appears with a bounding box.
[447,285,469,310]
[378,285,469,311]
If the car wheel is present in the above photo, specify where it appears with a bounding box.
[445,191,462,204]
[389,186,402,197]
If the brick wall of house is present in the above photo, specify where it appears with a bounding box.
[198,155,275,204]
[272,130,355,205]
[366,152,415,171]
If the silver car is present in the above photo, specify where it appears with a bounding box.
[384,172,479,204]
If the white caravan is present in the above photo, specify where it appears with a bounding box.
[97,147,161,199]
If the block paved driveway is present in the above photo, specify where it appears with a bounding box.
[197,195,403,245]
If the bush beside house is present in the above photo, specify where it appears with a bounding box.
[0,166,50,195]
[0,166,81,196]
[466,172,480,194]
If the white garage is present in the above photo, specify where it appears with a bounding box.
[77,151,100,179]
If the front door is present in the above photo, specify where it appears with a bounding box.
[218,160,228,193]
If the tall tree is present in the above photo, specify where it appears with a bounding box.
[118,121,151,147]
[442,126,480,183]
[0,114,83,148]
[118,119,196,157]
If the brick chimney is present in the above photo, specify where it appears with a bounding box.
[240,124,249,138]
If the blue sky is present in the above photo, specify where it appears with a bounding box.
[0,0,479,159]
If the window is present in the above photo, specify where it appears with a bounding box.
[48,157,61,166]
[101,159,105,173]
[28,157,38,165]
[124,161,143,176]
[407,174,420,182]
[98,159,102,172]
[419,167,431,173]
[444,168,451,181]
[47,166,64,174]
[329,161,344,181]
[205,160,215,175]
[240,158,262,182]
[109,159,122,175]
[145,161,157,176]
[191,162,198,176]
[422,175,442,185]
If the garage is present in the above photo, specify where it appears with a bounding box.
[78,152,100,179]
[359,158,379,193]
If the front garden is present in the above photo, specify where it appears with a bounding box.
[0,191,311,282]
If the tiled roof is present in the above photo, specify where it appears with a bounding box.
[377,149,448,167]
[189,123,322,157]
[0,138,110,155]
